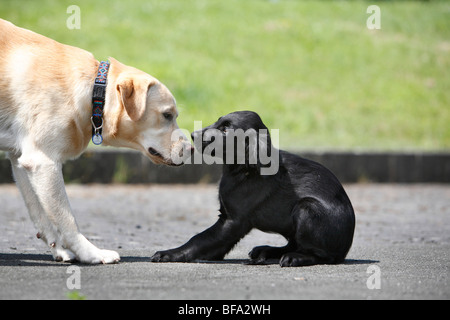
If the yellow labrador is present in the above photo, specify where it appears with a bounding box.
[0,19,193,264]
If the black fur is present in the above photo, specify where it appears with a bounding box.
[151,111,355,267]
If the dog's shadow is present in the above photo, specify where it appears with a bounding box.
[137,258,380,266]
[343,259,380,265]
[0,253,62,267]
[0,253,378,267]
[195,258,379,266]
[0,253,151,266]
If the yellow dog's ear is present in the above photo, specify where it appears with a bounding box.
[117,77,154,122]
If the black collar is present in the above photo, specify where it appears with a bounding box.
[91,60,110,145]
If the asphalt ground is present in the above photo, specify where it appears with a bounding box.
[0,183,449,300]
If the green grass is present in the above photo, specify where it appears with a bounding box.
[1,0,449,150]
[66,290,87,300]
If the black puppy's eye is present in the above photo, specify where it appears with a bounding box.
[163,112,173,121]
[221,121,231,132]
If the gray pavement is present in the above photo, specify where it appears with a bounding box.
[0,183,449,300]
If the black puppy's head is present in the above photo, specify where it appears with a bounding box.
[191,111,274,170]
[213,111,268,132]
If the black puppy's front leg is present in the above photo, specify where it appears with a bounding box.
[151,216,250,262]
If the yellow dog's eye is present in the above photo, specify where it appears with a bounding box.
[163,112,173,121]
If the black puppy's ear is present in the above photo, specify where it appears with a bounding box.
[246,128,272,171]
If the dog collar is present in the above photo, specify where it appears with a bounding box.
[91,60,110,145]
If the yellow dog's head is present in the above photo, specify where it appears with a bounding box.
[103,58,192,166]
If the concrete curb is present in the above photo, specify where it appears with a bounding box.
[1,150,449,184]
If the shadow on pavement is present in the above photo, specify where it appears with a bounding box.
[1,252,378,267]
[0,253,59,267]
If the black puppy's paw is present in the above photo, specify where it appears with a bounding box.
[249,245,288,262]
[279,253,318,267]
[151,249,188,263]
[248,245,271,264]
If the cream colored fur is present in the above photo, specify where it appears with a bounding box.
[0,19,192,264]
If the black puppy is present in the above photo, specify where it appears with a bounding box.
[151,111,355,267]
